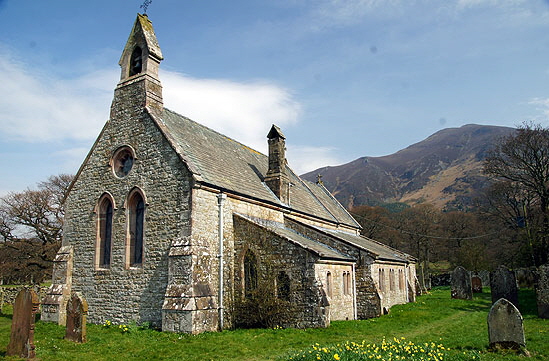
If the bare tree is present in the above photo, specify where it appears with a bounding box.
[0,174,74,283]
[484,122,549,266]
[0,174,73,244]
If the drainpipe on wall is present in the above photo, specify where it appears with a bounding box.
[404,265,409,303]
[352,263,357,320]
[217,193,227,331]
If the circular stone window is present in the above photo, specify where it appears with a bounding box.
[112,146,135,178]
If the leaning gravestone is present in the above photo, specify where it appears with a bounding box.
[536,264,549,319]
[65,292,88,343]
[451,266,472,300]
[472,276,483,293]
[490,265,519,307]
[6,288,40,359]
[488,298,526,352]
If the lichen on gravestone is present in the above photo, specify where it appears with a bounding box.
[6,288,40,359]
[488,298,528,355]
[490,265,519,308]
[64,292,88,343]
[536,264,549,319]
[451,266,472,300]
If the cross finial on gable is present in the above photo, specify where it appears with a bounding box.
[140,0,152,14]
[317,174,323,185]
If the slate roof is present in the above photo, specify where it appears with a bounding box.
[306,223,415,264]
[154,108,361,229]
[236,214,354,262]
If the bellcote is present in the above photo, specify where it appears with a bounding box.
[119,14,163,83]
[111,14,164,118]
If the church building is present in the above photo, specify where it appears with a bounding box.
[42,14,416,333]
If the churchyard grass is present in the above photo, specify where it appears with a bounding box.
[0,288,547,360]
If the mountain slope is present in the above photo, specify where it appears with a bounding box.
[302,124,515,210]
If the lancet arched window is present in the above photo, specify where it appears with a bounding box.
[277,271,291,301]
[97,194,114,269]
[326,271,333,298]
[127,189,145,267]
[129,46,143,76]
[244,250,258,298]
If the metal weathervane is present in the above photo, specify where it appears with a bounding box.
[140,0,152,14]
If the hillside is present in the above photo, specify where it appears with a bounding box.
[302,124,515,210]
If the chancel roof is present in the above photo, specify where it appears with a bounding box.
[153,108,360,229]
[236,214,354,262]
[312,226,416,263]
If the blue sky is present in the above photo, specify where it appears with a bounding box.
[1,0,549,195]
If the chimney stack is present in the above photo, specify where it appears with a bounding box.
[265,125,290,204]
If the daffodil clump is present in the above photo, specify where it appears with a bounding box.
[287,337,452,361]
[102,320,130,333]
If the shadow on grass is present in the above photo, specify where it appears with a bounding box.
[518,289,538,317]
[0,312,13,320]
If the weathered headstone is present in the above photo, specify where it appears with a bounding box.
[472,276,483,293]
[64,292,88,343]
[490,265,519,307]
[516,268,536,288]
[488,298,526,352]
[451,266,472,300]
[536,264,549,319]
[6,288,40,359]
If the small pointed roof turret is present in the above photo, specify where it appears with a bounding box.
[118,13,163,82]
[111,13,164,118]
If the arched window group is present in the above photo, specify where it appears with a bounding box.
[96,189,146,270]
[342,271,351,296]
[378,267,406,293]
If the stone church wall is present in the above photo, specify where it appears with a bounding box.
[315,263,354,321]
[64,93,192,328]
[233,216,329,328]
[371,262,412,312]
[284,217,383,318]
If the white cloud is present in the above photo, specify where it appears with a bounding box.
[456,0,527,10]
[528,97,549,120]
[0,47,302,156]
[1,47,332,181]
[0,48,115,143]
[52,147,91,174]
[162,70,301,153]
[287,144,343,175]
[310,0,406,27]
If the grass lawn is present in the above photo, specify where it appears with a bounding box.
[0,287,547,360]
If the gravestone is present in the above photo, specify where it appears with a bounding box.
[472,276,483,293]
[451,266,472,300]
[65,292,88,343]
[488,298,526,351]
[516,268,536,288]
[6,288,40,359]
[490,265,519,307]
[536,264,549,319]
